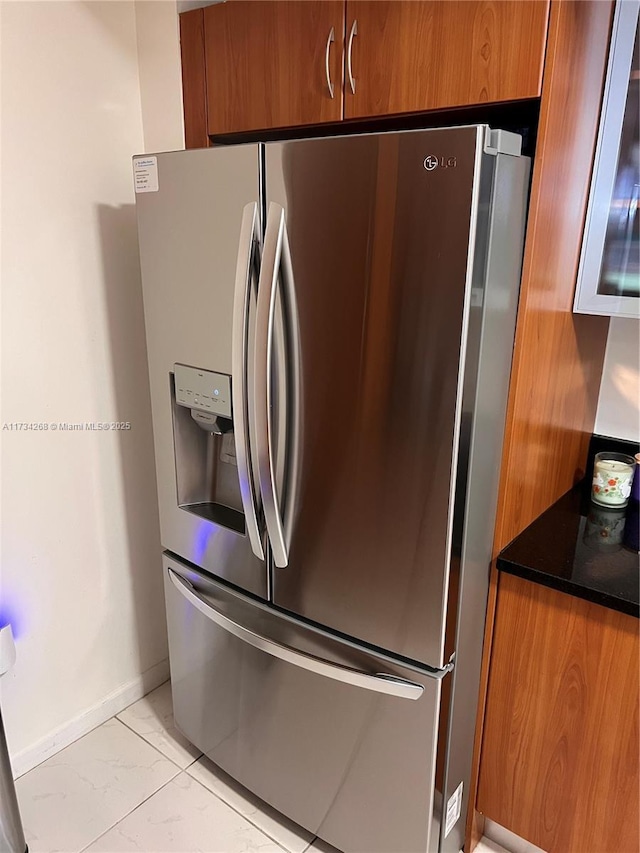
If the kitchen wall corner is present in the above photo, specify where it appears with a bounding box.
[595,318,640,442]
[0,0,172,770]
[134,0,185,154]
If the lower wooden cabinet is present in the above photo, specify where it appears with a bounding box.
[477,574,639,853]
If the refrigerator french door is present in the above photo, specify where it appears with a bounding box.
[134,126,530,853]
[135,143,268,598]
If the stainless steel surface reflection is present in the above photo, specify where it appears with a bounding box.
[0,704,26,853]
[266,129,482,668]
[135,145,267,598]
[135,126,531,853]
[165,554,443,853]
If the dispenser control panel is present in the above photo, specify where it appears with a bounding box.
[174,364,232,419]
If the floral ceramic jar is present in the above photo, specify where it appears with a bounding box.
[591,452,637,507]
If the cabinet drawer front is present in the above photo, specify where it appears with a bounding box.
[204,1,344,135]
[345,0,550,119]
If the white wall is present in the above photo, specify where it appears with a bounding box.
[134,0,185,153]
[595,318,640,442]
[0,0,183,774]
[176,0,221,13]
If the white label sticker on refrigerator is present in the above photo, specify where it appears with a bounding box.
[133,156,159,193]
[444,782,463,838]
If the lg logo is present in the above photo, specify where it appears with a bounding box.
[423,155,457,171]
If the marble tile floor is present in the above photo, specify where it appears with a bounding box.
[14,681,509,853]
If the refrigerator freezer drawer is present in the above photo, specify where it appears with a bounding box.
[164,553,445,853]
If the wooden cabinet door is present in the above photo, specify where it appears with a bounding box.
[180,9,209,149]
[478,575,639,853]
[204,1,344,136]
[344,1,550,119]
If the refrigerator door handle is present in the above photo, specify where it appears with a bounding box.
[255,202,301,568]
[232,202,264,561]
[168,568,425,700]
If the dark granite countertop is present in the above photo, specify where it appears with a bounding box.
[497,486,639,618]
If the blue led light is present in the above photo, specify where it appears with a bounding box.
[193,521,213,564]
[0,599,24,639]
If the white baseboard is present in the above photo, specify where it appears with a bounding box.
[10,657,170,779]
[484,819,548,853]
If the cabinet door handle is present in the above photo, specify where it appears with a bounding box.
[325,27,335,99]
[347,19,357,94]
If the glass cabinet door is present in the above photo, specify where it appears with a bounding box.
[575,0,640,317]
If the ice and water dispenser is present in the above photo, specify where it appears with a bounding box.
[171,363,245,535]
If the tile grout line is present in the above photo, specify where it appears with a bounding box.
[93,707,308,853]
[77,714,294,853]
[15,713,131,781]
[77,769,182,853]
[114,712,203,772]
[67,717,182,853]
[183,769,293,853]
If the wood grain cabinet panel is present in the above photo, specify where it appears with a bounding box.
[180,9,209,150]
[344,1,550,119]
[204,1,344,135]
[478,574,639,853]
[466,4,614,845]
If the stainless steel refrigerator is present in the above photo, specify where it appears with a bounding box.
[134,125,529,853]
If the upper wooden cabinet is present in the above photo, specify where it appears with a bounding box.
[344,1,550,119]
[203,1,344,135]
[180,0,550,141]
